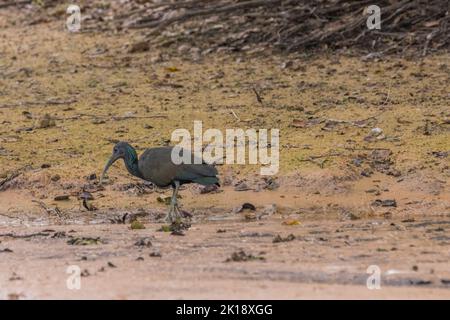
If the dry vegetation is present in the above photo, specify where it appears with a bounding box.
[0,0,449,299]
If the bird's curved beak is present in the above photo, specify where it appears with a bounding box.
[100,154,120,184]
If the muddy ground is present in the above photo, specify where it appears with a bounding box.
[0,7,449,299]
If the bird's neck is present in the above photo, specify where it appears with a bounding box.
[123,146,142,179]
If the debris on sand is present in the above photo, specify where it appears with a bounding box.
[262,177,279,190]
[134,237,152,247]
[273,234,296,243]
[81,269,90,277]
[82,199,98,211]
[364,127,385,142]
[32,200,64,218]
[239,232,273,238]
[200,184,221,194]
[431,151,449,159]
[159,219,191,235]
[78,191,94,201]
[179,210,193,218]
[234,202,259,220]
[109,213,129,224]
[51,231,67,238]
[0,248,13,253]
[170,219,191,235]
[241,203,256,211]
[67,237,103,246]
[86,173,97,181]
[149,251,162,258]
[259,204,278,218]
[371,199,397,207]
[243,212,257,221]
[79,191,97,211]
[171,230,185,236]
[109,211,153,225]
[113,182,154,195]
[38,114,55,129]
[234,181,251,191]
[369,149,401,177]
[234,202,256,213]
[0,170,22,191]
[225,250,265,262]
[9,272,22,281]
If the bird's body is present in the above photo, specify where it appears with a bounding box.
[138,147,219,188]
[101,142,219,222]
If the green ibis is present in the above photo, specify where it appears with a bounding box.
[100,142,219,222]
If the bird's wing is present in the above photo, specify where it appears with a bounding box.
[138,147,176,187]
[175,162,218,180]
[138,147,219,186]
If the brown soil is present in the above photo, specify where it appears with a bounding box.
[2,215,450,299]
[0,7,449,299]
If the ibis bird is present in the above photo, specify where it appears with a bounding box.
[100,141,219,222]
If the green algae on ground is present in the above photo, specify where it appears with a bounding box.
[130,220,145,230]
[0,17,448,217]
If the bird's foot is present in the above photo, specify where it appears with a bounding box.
[164,215,172,224]
[164,203,190,224]
[173,204,182,219]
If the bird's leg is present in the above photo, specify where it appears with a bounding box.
[165,181,180,223]
[165,207,173,224]
[172,181,182,220]
[174,202,181,215]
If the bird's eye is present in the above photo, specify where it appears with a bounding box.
[114,148,118,153]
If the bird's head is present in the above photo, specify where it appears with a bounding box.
[100,141,135,184]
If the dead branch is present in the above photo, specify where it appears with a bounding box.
[0,172,20,190]
[139,0,286,33]
[2,0,448,54]
[0,0,31,9]
[31,200,64,218]
[0,232,50,238]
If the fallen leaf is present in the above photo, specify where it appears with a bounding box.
[165,66,180,72]
[282,219,301,226]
